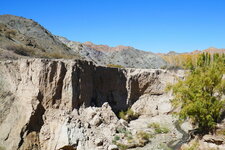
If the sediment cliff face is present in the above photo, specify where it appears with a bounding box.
[0,59,184,150]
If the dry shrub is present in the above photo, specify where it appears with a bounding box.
[4,45,35,56]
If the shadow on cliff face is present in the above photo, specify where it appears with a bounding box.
[71,61,129,113]
[92,67,128,113]
[18,92,45,150]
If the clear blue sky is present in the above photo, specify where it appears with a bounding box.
[1,0,225,53]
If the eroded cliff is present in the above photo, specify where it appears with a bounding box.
[0,59,184,150]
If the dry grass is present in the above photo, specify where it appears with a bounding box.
[107,64,124,68]
[0,146,6,150]
[4,45,35,56]
[148,122,170,134]
[43,52,75,59]
[216,128,225,136]
[2,44,78,59]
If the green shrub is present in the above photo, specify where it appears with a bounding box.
[169,58,225,134]
[113,129,152,149]
[116,127,127,133]
[136,131,153,147]
[148,123,170,134]
[155,127,170,134]
[148,122,160,129]
[116,143,128,150]
[114,135,120,141]
[118,108,139,122]
[126,135,133,141]
[136,131,152,141]
[118,111,126,120]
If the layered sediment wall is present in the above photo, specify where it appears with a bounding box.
[0,59,183,150]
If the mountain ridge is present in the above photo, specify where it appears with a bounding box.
[56,36,167,69]
[0,14,167,69]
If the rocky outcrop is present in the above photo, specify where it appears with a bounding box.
[0,59,184,150]
[83,41,130,53]
[57,36,168,69]
[181,135,225,150]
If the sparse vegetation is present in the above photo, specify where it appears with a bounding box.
[43,51,75,59]
[3,44,77,59]
[162,52,225,70]
[5,29,16,40]
[118,108,139,122]
[107,64,124,68]
[4,45,35,56]
[0,146,5,150]
[182,140,200,150]
[0,22,81,60]
[113,135,120,141]
[155,127,170,134]
[148,122,170,134]
[115,143,128,150]
[162,53,199,69]
[136,131,153,144]
[0,24,17,40]
[216,128,225,136]
[113,128,153,149]
[158,143,173,150]
[160,65,183,70]
[148,122,160,128]
[116,127,127,133]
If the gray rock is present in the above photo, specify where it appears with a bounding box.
[0,15,81,59]
[57,36,168,69]
[203,135,224,145]
[108,145,119,150]
[90,115,102,127]
[95,138,103,146]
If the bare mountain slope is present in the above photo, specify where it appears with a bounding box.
[0,15,81,59]
[57,36,168,69]
[0,14,167,69]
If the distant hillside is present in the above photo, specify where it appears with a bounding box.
[83,41,131,52]
[0,14,167,69]
[57,36,168,69]
[191,47,225,54]
[158,47,225,56]
[158,47,225,68]
[0,15,81,59]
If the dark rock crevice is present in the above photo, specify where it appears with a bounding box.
[18,93,45,150]
[52,62,67,106]
[71,65,81,109]
[93,67,128,113]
